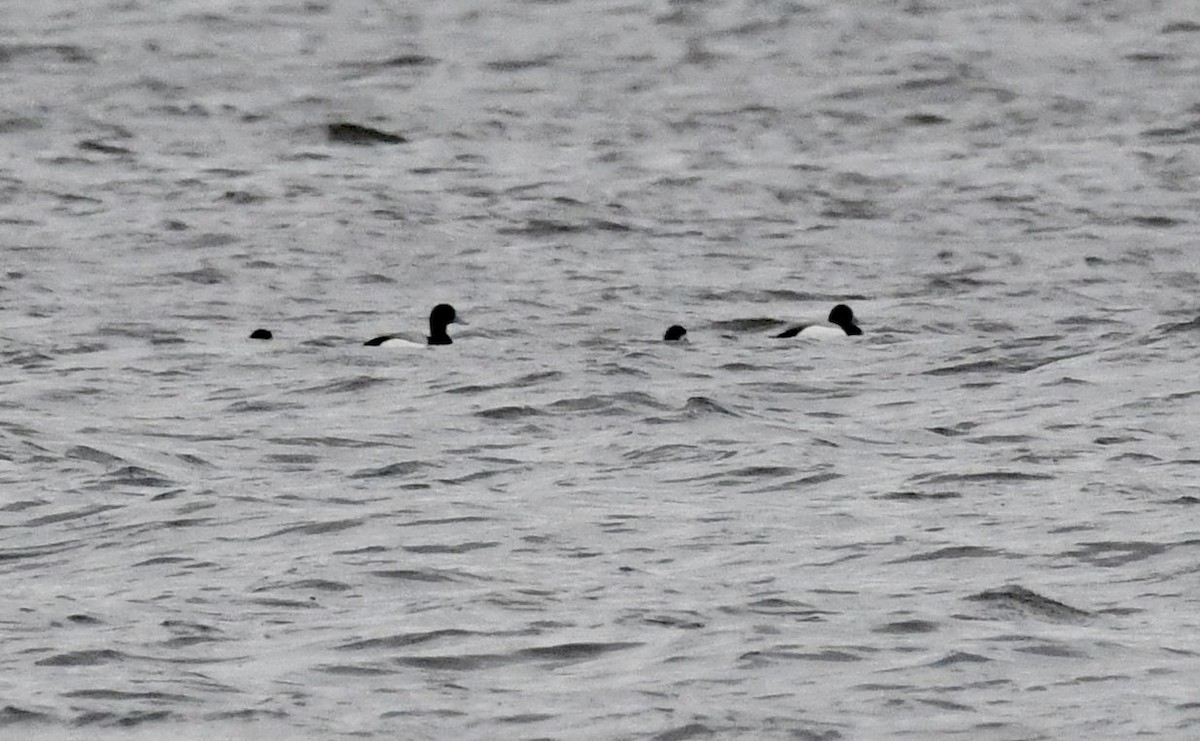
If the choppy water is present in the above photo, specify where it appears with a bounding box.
[3,0,1200,738]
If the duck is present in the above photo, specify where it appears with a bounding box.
[249,328,273,340]
[774,304,862,338]
[364,303,466,347]
[663,325,688,341]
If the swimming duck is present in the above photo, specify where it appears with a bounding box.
[775,304,862,338]
[364,303,466,347]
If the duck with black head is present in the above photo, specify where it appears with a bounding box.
[774,304,862,339]
[365,303,467,347]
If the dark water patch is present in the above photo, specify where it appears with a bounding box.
[396,515,494,528]
[383,53,438,66]
[339,629,477,651]
[628,611,707,630]
[294,375,388,394]
[518,641,640,662]
[682,396,737,417]
[380,708,468,720]
[508,370,566,387]
[927,422,977,437]
[879,490,962,500]
[0,540,85,561]
[623,444,736,464]
[1162,21,1200,32]
[498,713,555,724]
[327,122,407,145]
[220,189,266,205]
[925,359,1010,375]
[966,434,1039,444]
[1167,496,1200,505]
[66,614,102,625]
[394,641,638,671]
[133,556,193,567]
[722,465,796,479]
[65,445,127,466]
[254,579,352,593]
[740,598,828,618]
[92,465,175,488]
[873,619,939,634]
[1108,452,1160,463]
[0,116,42,134]
[709,317,784,333]
[1062,541,1168,567]
[354,272,395,284]
[224,399,301,413]
[922,273,1001,294]
[741,649,864,664]
[178,232,239,249]
[1,499,47,513]
[485,55,559,71]
[0,705,53,726]
[1128,215,1185,228]
[908,471,1052,485]
[437,470,509,484]
[890,546,1000,563]
[3,350,53,368]
[697,288,831,303]
[476,405,543,420]
[662,465,794,486]
[719,362,768,372]
[546,391,664,414]
[1155,315,1200,334]
[268,436,384,448]
[65,689,193,703]
[37,649,127,666]
[254,518,363,539]
[1015,643,1086,658]
[927,351,1083,376]
[169,267,228,285]
[246,598,319,609]
[71,709,178,727]
[315,663,392,676]
[22,504,123,527]
[55,341,110,355]
[0,43,94,64]
[263,453,320,464]
[653,723,716,741]
[161,634,227,649]
[916,697,974,712]
[370,569,474,583]
[342,53,438,72]
[820,198,885,220]
[497,217,631,235]
[1124,51,1176,63]
[928,651,991,667]
[966,585,1090,620]
[403,541,499,554]
[903,112,950,125]
[350,461,425,478]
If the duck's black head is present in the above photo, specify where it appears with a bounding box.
[828,304,862,335]
[428,303,464,345]
[664,325,688,341]
[430,303,458,325]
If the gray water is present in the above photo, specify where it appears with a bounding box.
[3,0,1200,738]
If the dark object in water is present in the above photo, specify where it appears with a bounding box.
[250,328,273,340]
[663,325,687,341]
[775,304,862,338]
[327,123,407,145]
